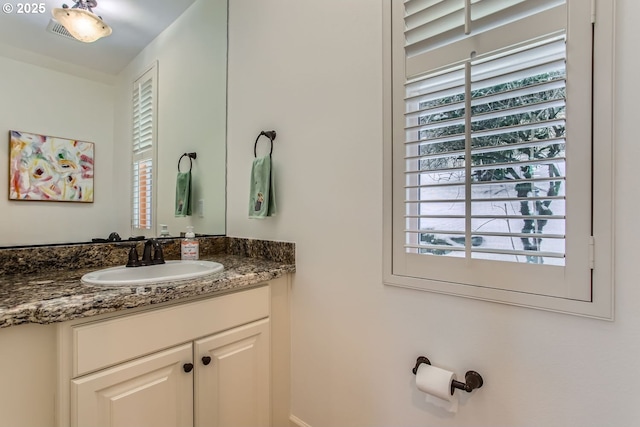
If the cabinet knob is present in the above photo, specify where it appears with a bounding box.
[202,356,212,366]
[183,363,194,373]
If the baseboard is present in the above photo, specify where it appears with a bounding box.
[289,414,312,427]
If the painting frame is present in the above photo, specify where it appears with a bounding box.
[8,130,95,203]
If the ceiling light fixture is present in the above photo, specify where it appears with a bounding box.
[52,0,112,43]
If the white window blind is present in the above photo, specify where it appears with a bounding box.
[391,0,596,300]
[132,159,152,230]
[132,64,157,232]
[405,39,568,263]
[133,77,154,153]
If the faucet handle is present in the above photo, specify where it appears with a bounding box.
[140,239,155,266]
[126,246,141,267]
[152,241,166,265]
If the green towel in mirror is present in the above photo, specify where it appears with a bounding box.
[175,171,192,217]
[249,156,276,219]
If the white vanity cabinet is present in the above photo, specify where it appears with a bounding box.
[194,319,270,427]
[71,343,194,427]
[56,281,287,427]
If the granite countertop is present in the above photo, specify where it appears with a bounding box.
[0,240,295,328]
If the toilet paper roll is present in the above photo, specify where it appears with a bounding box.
[415,363,459,412]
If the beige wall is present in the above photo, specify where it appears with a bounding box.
[0,324,57,427]
[227,0,640,426]
[0,56,116,246]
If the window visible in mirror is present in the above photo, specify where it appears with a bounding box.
[132,63,158,232]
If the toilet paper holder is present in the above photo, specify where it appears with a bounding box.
[412,356,483,395]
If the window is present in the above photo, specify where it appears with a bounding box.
[384,0,614,318]
[131,63,158,233]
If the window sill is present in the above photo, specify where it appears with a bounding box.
[383,271,613,320]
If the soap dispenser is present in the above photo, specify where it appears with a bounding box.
[181,226,199,260]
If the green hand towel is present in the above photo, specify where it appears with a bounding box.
[249,156,277,219]
[175,171,192,217]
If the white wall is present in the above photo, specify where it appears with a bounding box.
[227,1,640,426]
[113,0,227,238]
[0,56,116,246]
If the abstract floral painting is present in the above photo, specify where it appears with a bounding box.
[9,130,94,202]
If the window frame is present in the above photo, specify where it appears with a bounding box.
[382,0,615,319]
[131,62,158,236]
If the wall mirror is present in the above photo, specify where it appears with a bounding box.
[0,0,227,247]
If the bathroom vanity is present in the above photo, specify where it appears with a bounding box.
[0,237,294,427]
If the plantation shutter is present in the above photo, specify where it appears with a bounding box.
[133,78,154,153]
[392,0,593,299]
[132,65,157,231]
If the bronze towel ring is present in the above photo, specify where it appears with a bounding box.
[254,130,276,157]
[178,152,197,172]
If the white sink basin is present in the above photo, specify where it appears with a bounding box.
[81,260,224,286]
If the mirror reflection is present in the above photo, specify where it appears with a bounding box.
[0,0,227,247]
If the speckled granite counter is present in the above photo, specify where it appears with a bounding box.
[0,238,295,328]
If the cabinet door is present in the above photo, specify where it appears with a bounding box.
[195,319,270,427]
[71,343,193,427]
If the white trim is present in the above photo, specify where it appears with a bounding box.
[382,0,394,288]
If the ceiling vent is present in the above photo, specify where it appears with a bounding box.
[46,18,78,41]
